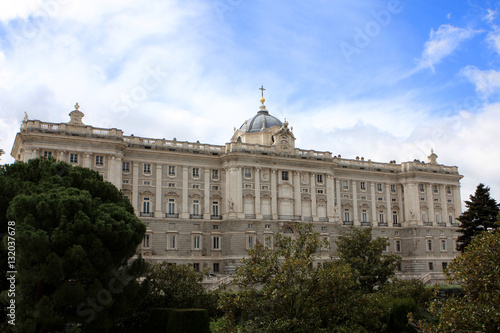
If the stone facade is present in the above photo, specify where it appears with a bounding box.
[11,101,463,282]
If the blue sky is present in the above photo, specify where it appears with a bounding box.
[1,0,499,205]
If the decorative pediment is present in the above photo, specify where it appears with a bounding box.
[272,120,296,153]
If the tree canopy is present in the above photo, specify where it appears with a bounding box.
[457,183,500,252]
[413,229,500,332]
[335,227,401,293]
[0,158,147,332]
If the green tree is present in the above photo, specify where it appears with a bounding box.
[0,158,147,332]
[457,183,500,252]
[113,262,217,333]
[218,223,387,332]
[335,227,401,293]
[413,230,500,332]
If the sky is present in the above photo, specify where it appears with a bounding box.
[0,0,499,207]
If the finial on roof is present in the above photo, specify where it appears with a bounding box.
[427,148,438,164]
[68,102,85,126]
[75,102,80,110]
[259,85,266,104]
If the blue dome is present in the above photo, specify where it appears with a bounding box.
[240,110,282,133]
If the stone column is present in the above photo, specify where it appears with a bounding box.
[294,171,301,219]
[403,183,420,225]
[237,167,244,218]
[427,184,435,223]
[204,169,211,219]
[371,183,377,225]
[385,184,391,224]
[352,181,359,225]
[326,174,334,220]
[336,179,341,221]
[155,164,163,218]
[311,173,317,221]
[441,184,448,224]
[255,168,262,219]
[83,153,91,169]
[453,185,462,224]
[108,154,122,190]
[182,166,189,218]
[132,162,139,215]
[271,169,278,220]
[397,184,403,224]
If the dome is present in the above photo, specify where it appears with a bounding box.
[239,110,282,133]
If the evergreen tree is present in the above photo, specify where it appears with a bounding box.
[0,158,147,332]
[456,183,500,252]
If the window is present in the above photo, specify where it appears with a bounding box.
[212,236,221,250]
[247,235,255,249]
[395,231,399,236]
[192,184,200,189]
[392,211,398,224]
[360,182,366,190]
[449,215,453,224]
[428,262,434,271]
[143,234,151,248]
[433,185,439,194]
[379,212,385,223]
[168,234,176,249]
[70,153,78,164]
[211,185,219,191]
[316,174,323,184]
[391,198,397,202]
[361,195,367,200]
[420,197,426,201]
[342,180,349,189]
[301,188,310,193]
[212,201,219,217]
[95,155,104,166]
[122,162,130,172]
[377,183,383,192]
[212,169,219,180]
[244,184,253,189]
[193,235,201,250]
[265,224,271,229]
[442,262,448,271]
[377,197,383,201]
[317,189,324,194]
[265,235,273,249]
[391,184,396,193]
[168,165,176,176]
[213,224,219,230]
[362,211,368,223]
[446,186,452,195]
[213,263,220,273]
[427,239,433,251]
[122,179,129,184]
[344,210,350,222]
[321,226,327,232]
[419,184,425,192]
[143,163,151,174]
[281,171,289,181]
[192,168,200,178]
[168,182,176,188]
[192,199,200,215]
[247,223,253,229]
[441,239,447,251]
[167,198,176,215]
[244,168,252,178]
[193,263,200,271]
[143,181,151,186]
[395,240,401,252]
[43,151,52,159]
[261,185,270,190]
[142,197,151,214]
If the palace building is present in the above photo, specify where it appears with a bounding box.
[10,94,463,283]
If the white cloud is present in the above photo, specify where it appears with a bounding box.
[416,24,480,72]
[461,66,500,99]
[484,9,496,24]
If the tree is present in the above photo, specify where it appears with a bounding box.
[0,158,147,332]
[218,223,387,332]
[412,229,500,332]
[456,183,500,252]
[112,262,217,333]
[335,227,401,293]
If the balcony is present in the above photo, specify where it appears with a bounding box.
[211,215,222,220]
[318,217,329,222]
[165,213,179,218]
[190,214,203,219]
[423,222,433,226]
[140,212,153,217]
[343,221,353,226]
[262,215,272,220]
[378,222,388,227]
[393,223,402,227]
[361,222,372,227]
[437,222,446,227]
